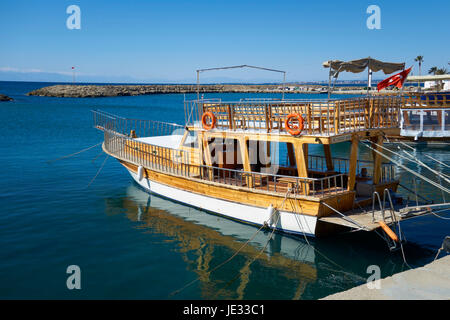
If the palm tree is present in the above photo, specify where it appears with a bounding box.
[415,56,424,76]
[414,56,424,91]
[435,68,448,75]
[428,66,438,75]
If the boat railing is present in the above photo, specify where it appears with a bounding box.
[102,129,350,198]
[403,93,450,108]
[184,96,401,136]
[93,109,184,138]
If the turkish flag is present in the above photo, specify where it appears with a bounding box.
[377,67,412,91]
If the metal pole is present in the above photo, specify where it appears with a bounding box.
[196,70,200,101]
[282,72,286,101]
[328,65,332,100]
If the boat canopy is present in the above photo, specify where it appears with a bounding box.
[406,74,450,82]
[323,57,405,77]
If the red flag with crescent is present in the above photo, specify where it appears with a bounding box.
[377,67,412,91]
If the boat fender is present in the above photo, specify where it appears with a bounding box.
[266,204,274,223]
[378,221,399,242]
[267,205,279,227]
[137,165,144,181]
[285,113,305,136]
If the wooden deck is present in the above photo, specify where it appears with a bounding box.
[319,200,431,231]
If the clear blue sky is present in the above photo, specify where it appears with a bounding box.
[0,0,449,83]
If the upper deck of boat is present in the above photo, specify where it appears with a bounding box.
[184,96,402,141]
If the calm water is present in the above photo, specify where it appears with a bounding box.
[0,81,448,300]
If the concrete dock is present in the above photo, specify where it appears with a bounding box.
[323,255,450,300]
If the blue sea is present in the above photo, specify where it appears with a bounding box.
[0,81,448,300]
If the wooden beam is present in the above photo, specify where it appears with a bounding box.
[294,142,309,195]
[372,135,384,184]
[347,135,359,191]
[323,144,334,171]
[303,143,309,170]
[201,132,214,180]
[287,142,296,167]
[239,137,253,187]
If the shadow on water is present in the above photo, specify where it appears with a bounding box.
[103,183,436,300]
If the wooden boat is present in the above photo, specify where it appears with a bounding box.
[388,92,450,145]
[93,94,433,240]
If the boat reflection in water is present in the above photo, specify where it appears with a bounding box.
[104,184,411,299]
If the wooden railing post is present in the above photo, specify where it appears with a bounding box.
[294,142,309,195]
[347,135,359,191]
[239,137,253,188]
[372,135,384,185]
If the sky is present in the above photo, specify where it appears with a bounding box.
[0,0,449,83]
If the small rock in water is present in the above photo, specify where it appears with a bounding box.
[0,94,13,101]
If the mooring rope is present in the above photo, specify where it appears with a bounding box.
[86,155,109,189]
[429,208,450,220]
[396,141,450,169]
[366,139,450,184]
[91,150,106,163]
[360,141,450,195]
[400,149,450,183]
[46,141,103,163]
[210,189,294,298]
[211,208,282,299]
[288,188,366,285]
[168,189,290,298]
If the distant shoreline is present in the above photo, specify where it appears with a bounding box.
[26,84,408,98]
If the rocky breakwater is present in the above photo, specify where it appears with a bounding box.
[27,84,283,98]
[0,94,13,101]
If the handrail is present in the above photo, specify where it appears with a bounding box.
[102,128,349,198]
[372,191,384,223]
[92,110,184,138]
[383,188,398,225]
[185,96,402,135]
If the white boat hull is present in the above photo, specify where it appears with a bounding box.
[127,169,318,237]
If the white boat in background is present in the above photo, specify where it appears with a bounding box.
[389,92,450,145]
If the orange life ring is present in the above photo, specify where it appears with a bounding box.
[201,111,216,130]
[285,113,305,136]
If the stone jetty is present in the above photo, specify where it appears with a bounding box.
[27,84,291,98]
[322,255,450,300]
[26,84,409,98]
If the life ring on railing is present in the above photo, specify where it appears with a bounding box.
[285,113,305,136]
[201,111,217,130]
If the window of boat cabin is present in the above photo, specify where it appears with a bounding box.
[445,110,450,131]
[402,110,421,131]
[422,110,443,132]
[246,140,294,176]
